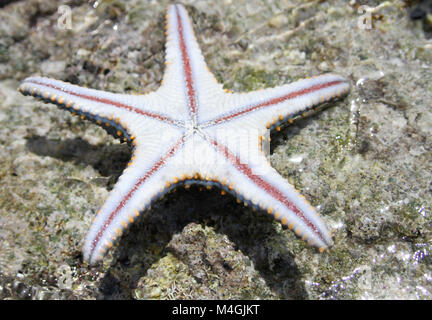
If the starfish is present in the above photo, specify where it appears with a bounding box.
[18,4,350,265]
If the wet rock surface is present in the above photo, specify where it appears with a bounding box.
[0,0,430,299]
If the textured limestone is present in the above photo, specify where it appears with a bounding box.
[0,0,430,299]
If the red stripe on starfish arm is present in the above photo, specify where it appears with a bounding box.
[88,135,186,261]
[211,80,345,125]
[208,136,327,244]
[23,79,179,125]
[175,5,198,117]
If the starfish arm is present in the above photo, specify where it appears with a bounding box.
[199,132,333,251]
[83,133,187,265]
[158,4,225,120]
[201,74,350,128]
[18,76,183,130]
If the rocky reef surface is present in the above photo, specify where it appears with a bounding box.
[0,0,430,299]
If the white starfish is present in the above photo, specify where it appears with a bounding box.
[19,4,350,265]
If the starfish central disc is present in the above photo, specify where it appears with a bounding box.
[183,119,201,134]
